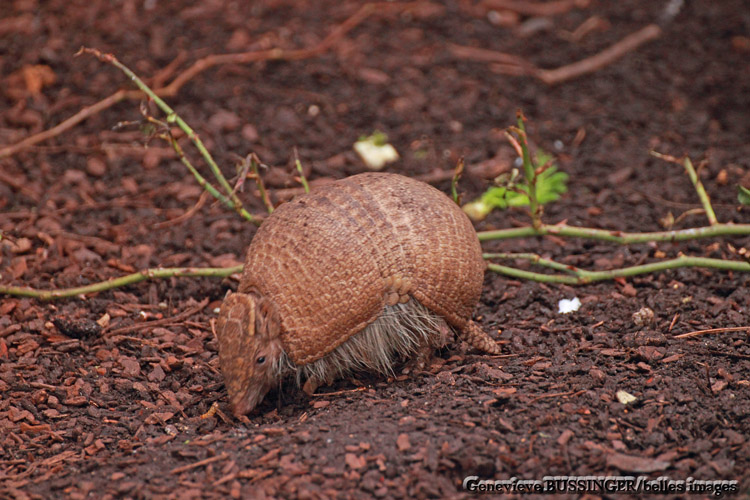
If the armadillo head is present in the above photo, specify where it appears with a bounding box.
[216,291,284,416]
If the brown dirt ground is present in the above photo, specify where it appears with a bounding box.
[2,0,750,498]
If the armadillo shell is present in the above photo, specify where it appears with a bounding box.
[238,172,485,366]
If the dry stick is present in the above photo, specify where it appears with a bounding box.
[170,453,228,475]
[105,298,209,337]
[248,154,273,214]
[0,265,242,300]
[150,51,188,90]
[311,387,368,397]
[0,89,132,158]
[157,130,257,223]
[673,326,750,339]
[528,390,584,404]
[671,207,707,227]
[447,43,535,73]
[452,24,662,85]
[159,1,386,95]
[536,24,662,85]
[153,190,210,229]
[484,252,750,285]
[0,2,426,159]
[479,0,588,17]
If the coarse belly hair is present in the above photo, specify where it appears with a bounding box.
[274,299,450,387]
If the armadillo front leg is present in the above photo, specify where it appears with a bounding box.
[458,321,502,354]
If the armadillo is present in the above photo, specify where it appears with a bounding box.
[216,172,500,416]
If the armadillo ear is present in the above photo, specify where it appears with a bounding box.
[217,293,256,341]
[255,296,280,338]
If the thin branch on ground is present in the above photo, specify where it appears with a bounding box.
[652,152,718,226]
[0,89,132,159]
[0,265,243,300]
[535,24,662,85]
[153,191,210,229]
[451,23,662,85]
[477,223,750,244]
[670,208,707,227]
[105,298,209,336]
[484,252,750,284]
[157,128,257,222]
[478,0,589,17]
[673,326,750,339]
[447,44,535,73]
[514,112,541,227]
[451,158,465,204]
[170,453,229,475]
[247,154,273,214]
[293,147,310,194]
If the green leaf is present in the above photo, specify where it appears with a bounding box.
[738,185,750,205]
[535,167,569,204]
[463,163,568,219]
[358,130,388,146]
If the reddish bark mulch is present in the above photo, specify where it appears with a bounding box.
[1,1,749,498]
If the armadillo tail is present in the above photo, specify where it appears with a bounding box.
[459,321,502,355]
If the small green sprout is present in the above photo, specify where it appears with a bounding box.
[737,185,750,205]
[463,151,568,221]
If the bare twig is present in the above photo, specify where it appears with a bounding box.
[311,387,368,397]
[479,0,589,17]
[268,178,337,202]
[447,43,534,71]
[673,326,750,339]
[535,24,662,85]
[151,51,188,89]
[248,154,273,214]
[153,190,210,229]
[171,453,228,475]
[105,299,209,336]
[0,89,132,158]
[451,24,662,86]
[157,129,256,222]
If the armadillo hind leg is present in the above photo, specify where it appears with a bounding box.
[402,320,449,372]
[459,321,502,355]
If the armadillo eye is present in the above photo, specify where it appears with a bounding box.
[256,356,266,364]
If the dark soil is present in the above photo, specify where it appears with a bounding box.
[2,1,750,498]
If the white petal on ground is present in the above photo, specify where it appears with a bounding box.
[354,139,399,170]
[558,297,581,314]
[616,390,638,405]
